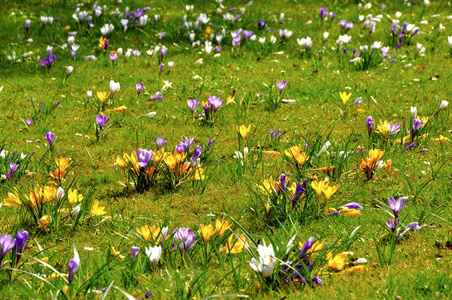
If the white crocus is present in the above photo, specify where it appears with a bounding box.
[336,34,351,46]
[317,141,331,157]
[100,24,114,37]
[110,80,120,94]
[411,106,417,119]
[57,187,65,201]
[438,100,448,111]
[249,241,276,278]
[323,32,329,41]
[205,41,213,55]
[145,246,162,265]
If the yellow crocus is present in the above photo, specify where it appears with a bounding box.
[293,152,309,166]
[434,135,449,142]
[199,224,216,242]
[323,184,338,201]
[215,219,233,237]
[327,251,348,271]
[90,200,107,216]
[43,186,56,203]
[220,233,248,254]
[284,145,302,158]
[111,247,125,260]
[237,125,251,139]
[137,225,161,243]
[375,120,389,137]
[4,190,22,206]
[97,91,110,103]
[338,265,364,275]
[68,188,84,205]
[311,181,326,197]
[340,91,352,105]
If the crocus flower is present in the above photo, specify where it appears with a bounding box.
[319,7,327,19]
[6,162,19,179]
[172,228,196,252]
[249,241,276,278]
[68,245,80,284]
[412,118,423,136]
[406,222,421,231]
[404,143,417,151]
[145,245,162,265]
[82,55,97,60]
[187,99,201,116]
[149,91,162,101]
[136,82,144,96]
[159,63,164,74]
[275,80,287,94]
[132,246,140,261]
[45,131,55,149]
[353,97,363,105]
[208,95,223,112]
[338,202,363,210]
[137,148,153,168]
[160,46,167,61]
[110,80,120,94]
[23,20,31,33]
[388,196,408,219]
[298,237,314,258]
[109,53,118,62]
[190,145,202,165]
[365,116,374,137]
[257,20,266,29]
[0,234,16,265]
[26,119,33,126]
[14,229,28,266]
[95,115,109,130]
[388,122,401,136]
[270,128,281,140]
[154,136,166,148]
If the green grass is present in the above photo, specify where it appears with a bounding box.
[0,0,451,299]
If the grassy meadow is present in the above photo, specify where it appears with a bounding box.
[0,0,451,299]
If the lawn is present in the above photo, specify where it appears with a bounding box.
[0,0,451,299]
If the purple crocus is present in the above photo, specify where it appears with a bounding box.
[0,234,16,265]
[338,202,363,210]
[257,20,266,29]
[160,46,168,62]
[132,50,141,57]
[386,219,396,231]
[353,97,363,105]
[154,136,166,148]
[68,248,80,285]
[45,131,55,149]
[109,53,118,62]
[6,162,19,179]
[132,7,150,22]
[172,228,196,252]
[298,237,314,258]
[365,116,374,137]
[388,196,408,219]
[136,82,144,96]
[279,173,286,192]
[270,128,281,140]
[150,92,163,101]
[159,63,164,74]
[292,182,306,208]
[23,20,31,33]
[275,80,287,94]
[388,122,401,136]
[404,143,417,151]
[339,20,347,28]
[406,222,421,231]
[95,115,110,130]
[214,45,222,53]
[137,148,153,168]
[242,30,254,41]
[132,246,140,261]
[412,118,423,136]
[190,145,202,165]
[319,7,327,19]
[41,55,56,68]
[207,139,214,149]
[207,95,223,112]
[187,99,201,116]
[14,230,28,266]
